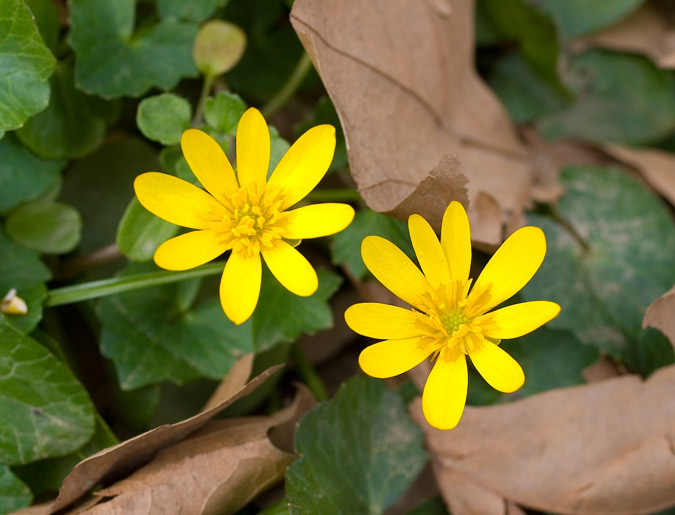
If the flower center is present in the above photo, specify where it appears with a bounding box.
[440,310,468,335]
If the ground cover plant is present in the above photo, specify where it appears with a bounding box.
[1,0,675,513]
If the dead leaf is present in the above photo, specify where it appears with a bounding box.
[410,365,675,515]
[582,356,623,383]
[74,387,312,515]
[48,366,282,514]
[602,143,675,207]
[643,285,675,348]
[290,0,533,246]
[574,0,675,69]
[201,353,254,411]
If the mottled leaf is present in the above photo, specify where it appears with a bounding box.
[0,466,31,514]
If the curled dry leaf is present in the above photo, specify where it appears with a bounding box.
[290,0,533,246]
[48,365,282,514]
[410,365,675,515]
[574,1,675,69]
[643,285,675,349]
[201,353,254,411]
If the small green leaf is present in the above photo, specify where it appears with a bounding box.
[193,20,246,77]
[538,0,643,37]
[0,466,31,514]
[332,209,414,279]
[0,134,63,212]
[253,268,341,352]
[16,61,114,160]
[0,318,95,464]
[204,91,246,135]
[0,0,56,134]
[99,264,254,389]
[116,198,179,262]
[521,167,675,375]
[136,93,192,146]
[5,201,81,254]
[156,0,226,22]
[69,0,198,98]
[286,377,427,514]
[537,50,675,145]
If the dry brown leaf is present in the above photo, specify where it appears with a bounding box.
[290,0,533,246]
[410,365,675,515]
[643,285,675,348]
[602,143,675,207]
[74,387,312,515]
[48,366,282,514]
[574,0,675,69]
[201,353,254,411]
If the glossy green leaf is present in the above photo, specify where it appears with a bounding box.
[0,466,31,514]
[69,0,198,98]
[538,0,643,37]
[24,0,60,53]
[99,264,254,389]
[0,134,63,212]
[0,318,95,464]
[0,230,51,333]
[0,0,56,134]
[116,198,180,262]
[16,61,114,159]
[286,377,427,514]
[156,0,226,22]
[193,20,246,77]
[253,268,341,352]
[204,91,246,135]
[5,201,81,254]
[537,50,675,145]
[136,93,192,146]
[520,167,675,375]
[332,209,414,279]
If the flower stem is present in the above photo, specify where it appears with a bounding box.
[290,343,328,402]
[46,262,224,307]
[193,74,215,127]
[261,52,312,118]
[305,188,362,203]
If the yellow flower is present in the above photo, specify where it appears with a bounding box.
[134,107,355,325]
[345,201,560,430]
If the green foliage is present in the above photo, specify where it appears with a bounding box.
[0,0,56,135]
[538,0,643,37]
[156,0,227,23]
[286,377,427,514]
[5,200,81,254]
[204,91,247,135]
[116,198,180,262]
[68,0,198,98]
[0,466,31,514]
[24,0,60,53]
[136,93,192,146]
[193,20,247,77]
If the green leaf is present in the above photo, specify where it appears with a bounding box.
[332,209,414,279]
[193,20,246,77]
[253,268,341,352]
[520,167,675,375]
[0,134,63,212]
[538,0,643,37]
[99,264,254,389]
[0,466,31,514]
[156,0,226,22]
[136,93,192,146]
[116,198,180,262]
[24,0,60,53]
[286,377,427,514]
[5,200,81,254]
[69,0,198,98]
[204,91,246,135]
[0,0,56,134]
[16,61,114,159]
[0,230,51,333]
[0,318,95,464]
[537,50,675,145]
[406,497,449,515]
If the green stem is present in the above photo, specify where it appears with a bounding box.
[46,262,224,307]
[291,343,328,402]
[305,188,362,203]
[193,74,215,127]
[261,52,312,118]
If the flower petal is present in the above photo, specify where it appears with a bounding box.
[358,337,431,378]
[441,201,471,285]
[361,235,433,312]
[134,172,226,229]
[268,125,335,210]
[422,347,468,430]
[469,340,524,393]
[236,108,270,188]
[345,303,423,339]
[283,203,355,239]
[262,241,318,297]
[181,129,238,203]
[220,251,262,325]
[471,226,546,313]
[479,301,561,339]
[409,214,449,289]
[154,230,229,271]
